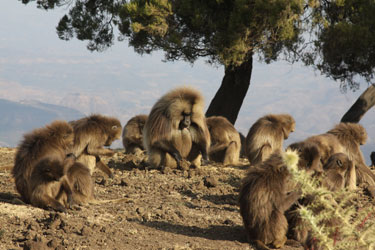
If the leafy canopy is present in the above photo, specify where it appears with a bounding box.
[22,0,305,67]
[301,0,375,90]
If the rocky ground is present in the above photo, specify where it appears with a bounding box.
[0,147,373,250]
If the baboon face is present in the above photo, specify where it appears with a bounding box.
[40,164,64,182]
[179,112,192,129]
[170,100,193,130]
[324,153,353,174]
[105,122,122,146]
[281,115,296,139]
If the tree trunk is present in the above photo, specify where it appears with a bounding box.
[205,56,253,125]
[341,83,375,123]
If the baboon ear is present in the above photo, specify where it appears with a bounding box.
[336,159,343,167]
[112,125,118,130]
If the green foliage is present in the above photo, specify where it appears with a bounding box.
[285,149,375,249]
[21,0,305,67]
[302,0,375,90]
[119,0,305,66]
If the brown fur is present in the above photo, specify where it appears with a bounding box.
[122,114,148,154]
[143,87,211,169]
[12,120,74,203]
[28,155,74,212]
[371,152,375,167]
[327,123,375,187]
[287,153,354,249]
[239,153,300,249]
[301,134,344,165]
[206,116,241,165]
[66,162,95,205]
[245,114,295,166]
[322,153,355,191]
[287,141,324,174]
[65,162,129,205]
[70,114,122,177]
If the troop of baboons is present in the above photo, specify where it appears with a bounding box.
[10,86,374,249]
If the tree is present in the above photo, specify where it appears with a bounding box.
[341,84,375,123]
[21,0,305,124]
[299,0,375,122]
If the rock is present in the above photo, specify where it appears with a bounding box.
[81,226,92,236]
[204,176,218,188]
[119,179,128,186]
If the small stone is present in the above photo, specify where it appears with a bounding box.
[120,179,128,186]
[81,226,92,236]
[204,176,218,188]
[136,207,145,215]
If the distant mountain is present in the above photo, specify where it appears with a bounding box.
[0,99,84,147]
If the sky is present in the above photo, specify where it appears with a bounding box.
[0,0,374,163]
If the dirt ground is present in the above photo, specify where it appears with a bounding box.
[0,147,370,250]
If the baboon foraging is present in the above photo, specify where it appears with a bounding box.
[287,153,354,249]
[370,152,375,167]
[287,141,323,174]
[122,114,148,154]
[322,153,355,191]
[66,162,130,205]
[29,155,74,212]
[245,114,295,166]
[206,116,241,165]
[299,134,344,166]
[12,120,75,203]
[239,152,300,249]
[327,123,375,187]
[143,87,210,169]
[70,114,122,177]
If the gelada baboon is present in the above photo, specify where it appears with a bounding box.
[66,162,129,205]
[70,114,122,177]
[245,114,295,166]
[327,122,375,187]
[287,141,323,174]
[143,87,210,169]
[287,153,354,249]
[65,162,94,205]
[29,155,74,212]
[122,114,148,154]
[371,152,375,167]
[239,151,300,249]
[206,116,241,165]
[322,153,355,191]
[12,120,75,204]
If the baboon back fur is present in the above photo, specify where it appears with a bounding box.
[245,114,295,166]
[239,153,300,248]
[122,114,148,154]
[206,116,241,165]
[12,120,74,203]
